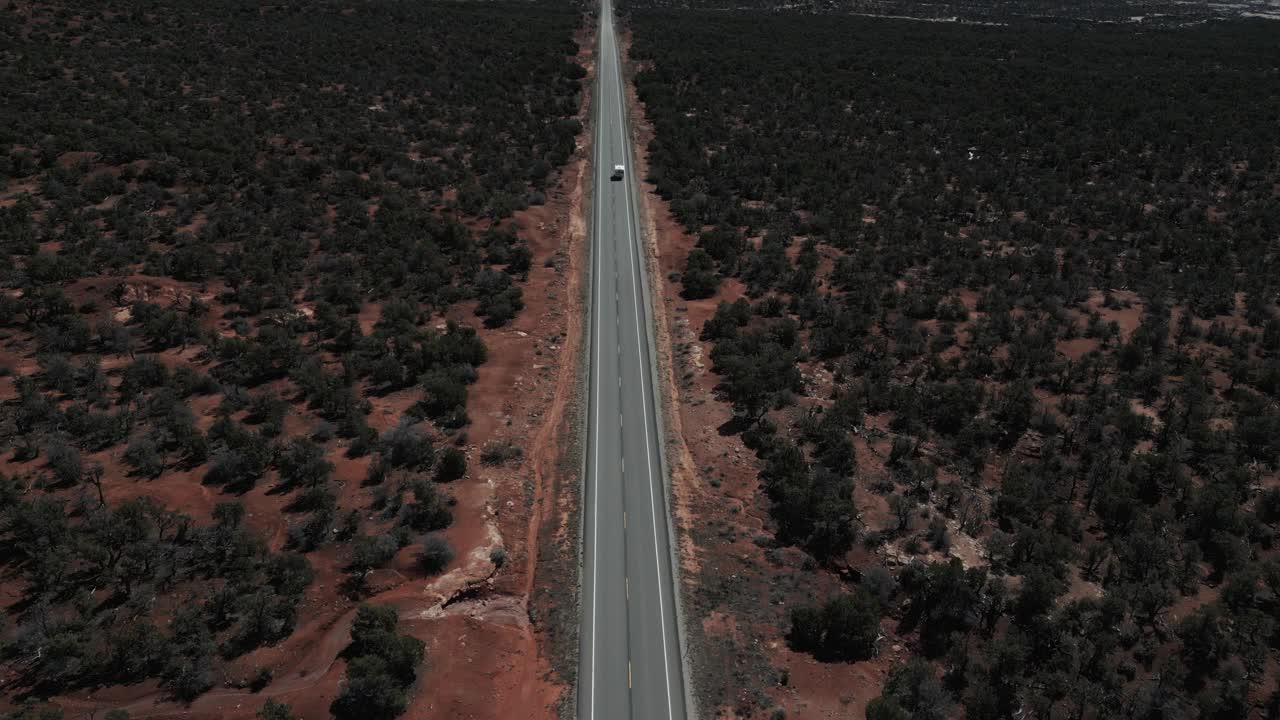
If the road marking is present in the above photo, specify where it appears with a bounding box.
[626,576,630,600]
[586,12,608,718]
[628,661,633,689]
[624,511,627,528]
[611,9,677,718]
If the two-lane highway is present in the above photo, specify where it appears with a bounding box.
[579,0,688,717]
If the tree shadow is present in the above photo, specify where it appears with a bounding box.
[717,415,754,436]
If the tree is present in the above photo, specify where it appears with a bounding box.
[898,559,983,657]
[124,435,165,478]
[333,605,425,720]
[350,533,401,574]
[888,493,916,534]
[680,248,719,299]
[382,421,434,470]
[83,462,107,507]
[161,605,216,701]
[435,446,467,482]
[712,331,802,423]
[788,591,881,662]
[1176,605,1234,689]
[331,656,410,720]
[44,438,83,486]
[401,480,452,532]
[474,272,523,328]
[275,437,333,489]
[245,390,288,436]
[205,448,266,493]
[991,380,1036,449]
[418,369,468,427]
[760,440,857,559]
[418,534,454,574]
[867,659,950,720]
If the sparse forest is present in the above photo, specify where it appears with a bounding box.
[628,7,1280,718]
[0,0,584,714]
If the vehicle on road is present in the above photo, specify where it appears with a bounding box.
[611,164,625,181]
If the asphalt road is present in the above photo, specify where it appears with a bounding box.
[578,0,688,718]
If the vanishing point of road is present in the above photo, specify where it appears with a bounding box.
[578,0,689,718]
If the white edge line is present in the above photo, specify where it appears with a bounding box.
[610,5,677,717]
[587,7,607,718]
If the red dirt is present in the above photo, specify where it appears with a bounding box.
[1085,289,1143,341]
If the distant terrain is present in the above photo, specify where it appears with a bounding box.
[0,1,586,718]
[626,0,1280,24]
[621,3,1280,718]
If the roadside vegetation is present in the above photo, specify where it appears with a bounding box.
[0,0,584,712]
[627,7,1280,718]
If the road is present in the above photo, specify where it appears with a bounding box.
[578,0,688,718]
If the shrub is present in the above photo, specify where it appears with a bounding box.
[788,591,881,662]
[205,449,265,492]
[276,437,334,489]
[489,546,507,568]
[401,480,452,532]
[250,667,274,693]
[926,516,950,552]
[257,700,298,720]
[45,438,83,486]
[331,655,410,720]
[418,534,454,574]
[350,533,401,574]
[418,369,468,427]
[312,421,336,443]
[381,422,434,470]
[124,435,165,478]
[435,447,467,482]
[680,249,719,299]
[480,440,522,466]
